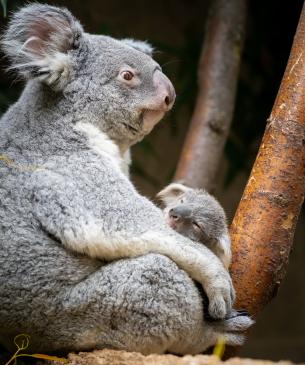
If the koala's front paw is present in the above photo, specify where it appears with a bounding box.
[206,276,235,319]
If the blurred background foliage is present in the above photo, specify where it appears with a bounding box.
[0,0,304,361]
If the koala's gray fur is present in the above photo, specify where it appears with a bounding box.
[0,4,253,355]
[157,183,232,268]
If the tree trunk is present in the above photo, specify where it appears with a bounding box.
[229,1,305,316]
[174,0,246,192]
[174,0,305,355]
[222,4,305,357]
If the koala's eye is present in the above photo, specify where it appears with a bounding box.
[121,70,134,81]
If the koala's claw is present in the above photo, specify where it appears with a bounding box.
[234,309,250,317]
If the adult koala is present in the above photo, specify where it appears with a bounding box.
[0,4,252,355]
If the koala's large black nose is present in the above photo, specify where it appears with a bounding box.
[153,69,176,111]
[164,86,175,108]
[169,206,191,220]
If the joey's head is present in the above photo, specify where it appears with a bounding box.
[157,183,228,245]
[1,4,175,149]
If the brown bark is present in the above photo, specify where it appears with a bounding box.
[223,5,305,357]
[174,0,305,356]
[174,0,246,192]
[230,1,305,316]
[223,2,305,358]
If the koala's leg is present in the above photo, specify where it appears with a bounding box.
[168,313,254,354]
[209,314,254,333]
[41,253,218,355]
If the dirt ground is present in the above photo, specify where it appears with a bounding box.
[63,350,304,365]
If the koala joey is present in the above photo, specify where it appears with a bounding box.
[157,183,232,269]
[0,4,253,355]
[157,183,250,323]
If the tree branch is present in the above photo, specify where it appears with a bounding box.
[221,4,305,358]
[222,5,305,357]
[174,0,305,356]
[174,0,246,192]
[229,1,305,317]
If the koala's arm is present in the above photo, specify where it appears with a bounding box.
[31,171,234,319]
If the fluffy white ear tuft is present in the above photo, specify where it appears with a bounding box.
[1,4,84,90]
[156,183,191,206]
[121,38,154,57]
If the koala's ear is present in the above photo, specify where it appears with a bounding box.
[1,4,84,90]
[121,38,154,57]
[156,183,191,206]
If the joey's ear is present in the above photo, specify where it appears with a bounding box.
[156,183,191,206]
[121,38,154,57]
[218,233,232,269]
[1,4,84,90]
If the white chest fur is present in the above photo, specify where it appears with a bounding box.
[74,122,131,177]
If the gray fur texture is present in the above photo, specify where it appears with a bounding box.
[0,4,253,355]
[157,183,232,268]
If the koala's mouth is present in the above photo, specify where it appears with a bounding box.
[141,109,165,133]
[121,109,165,136]
[122,122,140,134]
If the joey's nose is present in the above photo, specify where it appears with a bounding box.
[153,69,176,111]
[169,206,191,220]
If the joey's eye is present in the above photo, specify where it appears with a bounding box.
[121,70,134,81]
[192,221,201,231]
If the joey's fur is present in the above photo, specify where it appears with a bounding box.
[157,183,232,269]
[0,4,253,354]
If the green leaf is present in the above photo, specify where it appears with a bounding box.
[1,0,7,17]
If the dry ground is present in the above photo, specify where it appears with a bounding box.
[62,349,304,365]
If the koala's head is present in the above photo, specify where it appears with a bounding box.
[1,4,175,147]
[157,183,228,244]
